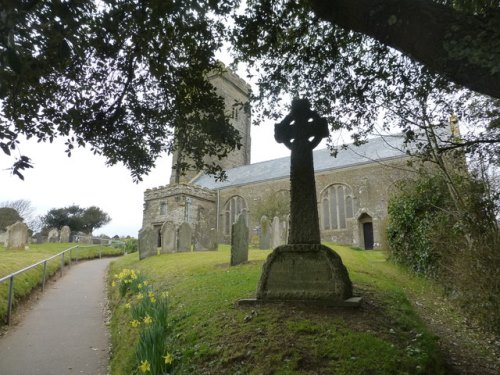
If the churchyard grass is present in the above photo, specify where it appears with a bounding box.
[0,243,123,323]
[108,244,449,374]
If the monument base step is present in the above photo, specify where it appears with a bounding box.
[237,296,362,308]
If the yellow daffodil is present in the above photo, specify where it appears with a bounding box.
[124,303,131,309]
[138,359,150,373]
[161,291,169,298]
[163,353,174,364]
[138,283,143,289]
[149,297,156,304]
[130,319,140,328]
[111,281,116,287]
[143,315,152,325]
[143,280,148,286]
[136,293,144,301]
[148,291,155,298]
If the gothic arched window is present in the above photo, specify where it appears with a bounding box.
[320,184,354,230]
[223,196,247,235]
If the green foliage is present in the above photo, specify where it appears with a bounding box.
[42,205,110,233]
[1,0,239,180]
[108,245,448,374]
[386,175,452,276]
[0,207,22,231]
[386,170,500,332]
[125,238,139,253]
[111,269,174,375]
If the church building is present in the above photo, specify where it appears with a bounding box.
[141,68,415,250]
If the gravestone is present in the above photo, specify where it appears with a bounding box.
[60,226,71,243]
[270,216,281,249]
[259,216,271,249]
[160,221,176,254]
[285,214,291,244]
[77,233,92,244]
[231,211,249,266]
[138,226,157,260]
[177,222,192,252]
[5,221,29,249]
[47,228,59,243]
[251,99,357,306]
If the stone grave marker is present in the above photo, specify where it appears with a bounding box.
[270,216,281,249]
[259,215,271,249]
[47,228,59,243]
[60,226,71,243]
[231,211,249,266]
[138,226,157,260]
[248,99,357,306]
[160,221,176,254]
[5,221,29,249]
[177,222,192,252]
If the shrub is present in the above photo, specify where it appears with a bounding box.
[125,238,138,253]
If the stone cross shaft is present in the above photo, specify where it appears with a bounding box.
[275,99,329,244]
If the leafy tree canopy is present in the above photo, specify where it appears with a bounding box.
[1,0,240,180]
[1,0,498,180]
[232,0,499,163]
[0,206,22,231]
[42,204,111,234]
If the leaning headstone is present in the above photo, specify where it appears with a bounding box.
[259,216,271,249]
[177,222,192,252]
[47,228,59,243]
[270,216,281,249]
[231,211,249,266]
[5,221,29,250]
[251,99,356,306]
[138,226,156,260]
[160,221,176,254]
[59,226,71,243]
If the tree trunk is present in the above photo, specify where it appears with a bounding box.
[309,0,500,99]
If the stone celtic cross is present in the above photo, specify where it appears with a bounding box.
[275,99,329,244]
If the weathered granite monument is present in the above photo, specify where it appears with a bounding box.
[5,221,29,250]
[270,216,281,249]
[138,226,157,260]
[160,221,176,254]
[60,226,71,243]
[259,215,271,249]
[246,99,358,306]
[177,222,192,252]
[231,211,249,266]
[47,228,59,243]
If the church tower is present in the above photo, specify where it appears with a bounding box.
[169,67,252,184]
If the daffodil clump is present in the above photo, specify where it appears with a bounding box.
[112,268,147,297]
[112,269,176,374]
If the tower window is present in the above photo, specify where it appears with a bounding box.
[160,202,167,215]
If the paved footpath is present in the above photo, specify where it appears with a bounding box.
[0,257,114,375]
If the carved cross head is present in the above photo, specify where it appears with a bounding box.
[274,98,329,150]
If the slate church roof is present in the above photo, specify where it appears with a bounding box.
[193,135,408,190]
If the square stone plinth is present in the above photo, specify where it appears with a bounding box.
[254,244,355,305]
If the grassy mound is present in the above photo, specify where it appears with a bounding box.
[108,244,448,374]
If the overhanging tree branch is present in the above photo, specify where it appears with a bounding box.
[309,0,500,99]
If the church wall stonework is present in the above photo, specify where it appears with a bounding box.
[215,156,411,248]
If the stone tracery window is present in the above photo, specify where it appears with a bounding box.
[320,184,354,230]
[223,195,247,235]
